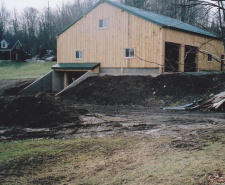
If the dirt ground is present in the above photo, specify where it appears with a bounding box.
[1,73,225,184]
[1,73,225,140]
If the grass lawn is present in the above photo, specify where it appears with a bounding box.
[1,136,225,185]
[0,60,56,80]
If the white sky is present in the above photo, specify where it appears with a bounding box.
[2,0,71,12]
[2,0,218,14]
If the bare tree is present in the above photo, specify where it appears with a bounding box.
[11,9,20,37]
[0,2,10,39]
[20,7,39,55]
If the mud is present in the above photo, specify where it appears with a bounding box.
[70,104,225,142]
[1,73,225,142]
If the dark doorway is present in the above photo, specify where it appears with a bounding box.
[184,45,198,72]
[165,42,180,72]
[67,71,86,85]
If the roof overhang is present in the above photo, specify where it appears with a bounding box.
[51,63,100,72]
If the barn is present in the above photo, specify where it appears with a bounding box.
[21,0,224,95]
[55,0,224,79]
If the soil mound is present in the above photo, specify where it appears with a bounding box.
[0,94,80,128]
[0,79,34,95]
[62,72,225,106]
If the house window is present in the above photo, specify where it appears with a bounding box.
[2,42,6,48]
[208,54,213,62]
[125,48,135,58]
[99,19,107,28]
[75,51,83,59]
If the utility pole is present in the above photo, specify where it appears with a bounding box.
[48,1,50,36]
[47,1,50,50]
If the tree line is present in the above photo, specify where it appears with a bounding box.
[1,0,96,58]
[1,0,224,59]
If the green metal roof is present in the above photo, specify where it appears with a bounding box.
[57,0,219,39]
[51,63,100,70]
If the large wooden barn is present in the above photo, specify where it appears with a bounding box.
[55,0,224,78]
[20,0,225,95]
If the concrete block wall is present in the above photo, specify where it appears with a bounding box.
[20,71,53,95]
[52,71,64,92]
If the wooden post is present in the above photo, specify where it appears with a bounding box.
[221,54,225,71]
[159,29,165,74]
[179,44,185,72]
[64,72,69,88]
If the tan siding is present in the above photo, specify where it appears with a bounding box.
[57,2,162,69]
[163,28,224,71]
[57,1,223,72]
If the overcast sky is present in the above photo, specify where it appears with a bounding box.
[3,0,71,12]
[2,0,218,13]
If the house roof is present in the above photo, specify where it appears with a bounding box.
[51,63,100,70]
[0,39,21,50]
[57,0,219,39]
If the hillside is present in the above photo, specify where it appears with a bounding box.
[62,72,225,106]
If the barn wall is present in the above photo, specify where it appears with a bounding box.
[57,2,163,71]
[57,1,223,73]
[163,28,224,71]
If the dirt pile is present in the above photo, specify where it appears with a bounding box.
[62,72,225,106]
[0,79,34,95]
[0,94,80,128]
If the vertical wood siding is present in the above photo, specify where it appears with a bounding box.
[57,2,223,71]
[163,28,224,71]
[57,2,162,69]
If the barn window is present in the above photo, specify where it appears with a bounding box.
[99,19,107,28]
[125,48,134,58]
[75,51,83,59]
[208,54,213,62]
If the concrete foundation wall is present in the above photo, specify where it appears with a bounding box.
[20,71,53,95]
[99,68,160,77]
[52,71,64,92]
[20,67,160,95]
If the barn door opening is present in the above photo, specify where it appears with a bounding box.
[184,46,198,72]
[67,71,86,86]
[165,42,180,72]
[64,71,87,88]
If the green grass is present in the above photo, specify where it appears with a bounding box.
[0,60,56,80]
[1,136,225,184]
[0,139,62,166]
